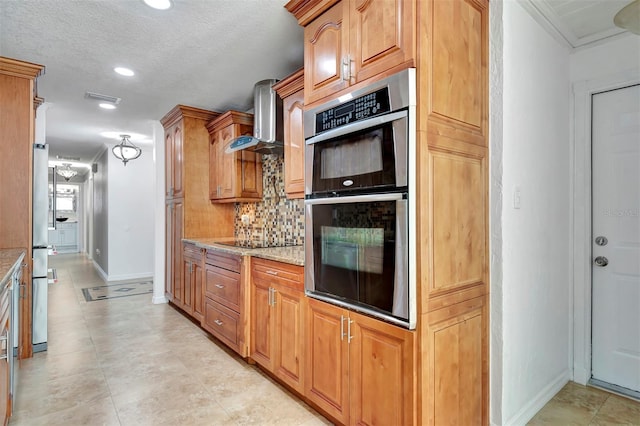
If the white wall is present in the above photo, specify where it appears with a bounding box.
[492,1,572,424]
[106,144,155,281]
[571,35,640,83]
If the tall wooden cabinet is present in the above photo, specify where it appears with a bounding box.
[207,111,262,203]
[0,57,45,361]
[288,0,416,106]
[273,69,305,199]
[286,0,489,424]
[161,106,235,310]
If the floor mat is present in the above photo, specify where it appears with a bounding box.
[82,281,153,302]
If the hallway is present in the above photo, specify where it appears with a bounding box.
[8,254,640,425]
[9,254,328,425]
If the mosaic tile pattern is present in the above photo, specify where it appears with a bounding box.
[234,154,305,246]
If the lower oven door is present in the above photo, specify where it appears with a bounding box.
[305,192,413,328]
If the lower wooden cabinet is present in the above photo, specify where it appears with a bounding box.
[305,297,415,426]
[250,258,306,394]
[0,285,10,424]
[203,250,247,357]
[181,243,204,322]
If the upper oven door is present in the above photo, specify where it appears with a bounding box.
[305,110,407,196]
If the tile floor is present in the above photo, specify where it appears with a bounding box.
[8,253,640,425]
[10,254,330,426]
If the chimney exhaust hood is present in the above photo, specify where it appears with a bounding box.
[226,79,284,155]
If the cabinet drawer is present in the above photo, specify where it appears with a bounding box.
[205,249,241,273]
[205,264,240,312]
[251,258,304,292]
[183,242,201,258]
[203,298,241,349]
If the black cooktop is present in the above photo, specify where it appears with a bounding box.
[215,240,295,249]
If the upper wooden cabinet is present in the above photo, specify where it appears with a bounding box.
[207,111,263,203]
[287,0,416,106]
[273,69,305,199]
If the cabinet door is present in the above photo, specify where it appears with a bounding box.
[192,258,204,322]
[217,126,236,200]
[283,88,305,199]
[208,131,220,199]
[305,298,349,425]
[274,284,305,394]
[172,125,184,198]
[164,203,174,301]
[250,277,275,370]
[165,129,174,198]
[171,201,184,307]
[304,1,349,105]
[349,0,415,84]
[349,311,415,426]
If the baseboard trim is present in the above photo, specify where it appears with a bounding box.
[152,295,168,304]
[106,272,153,282]
[92,261,108,281]
[505,369,569,426]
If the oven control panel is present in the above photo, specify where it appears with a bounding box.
[315,87,391,133]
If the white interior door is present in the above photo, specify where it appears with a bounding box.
[591,84,640,393]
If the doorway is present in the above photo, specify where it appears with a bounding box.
[590,84,640,397]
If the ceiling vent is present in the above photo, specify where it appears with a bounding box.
[84,91,121,105]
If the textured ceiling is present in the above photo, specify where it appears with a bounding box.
[0,0,303,165]
[0,0,634,169]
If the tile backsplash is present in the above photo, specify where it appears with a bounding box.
[234,154,304,246]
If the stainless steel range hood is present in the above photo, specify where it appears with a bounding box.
[226,79,284,155]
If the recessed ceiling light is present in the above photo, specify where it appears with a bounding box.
[143,0,172,10]
[99,103,117,110]
[114,67,135,77]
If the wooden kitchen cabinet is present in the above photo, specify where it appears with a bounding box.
[161,105,235,309]
[207,111,262,203]
[305,297,414,425]
[287,0,416,106]
[202,249,248,357]
[250,258,306,394]
[180,242,204,322]
[273,69,305,199]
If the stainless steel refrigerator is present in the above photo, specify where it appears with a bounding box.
[31,143,48,352]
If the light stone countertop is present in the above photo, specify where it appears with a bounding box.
[0,248,26,288]
[183,238,304,266]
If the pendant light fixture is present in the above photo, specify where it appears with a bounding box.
[614,0,640,35]
[112,134,142,166]
[56,163,78,181]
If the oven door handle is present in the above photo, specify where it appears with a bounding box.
[304,192,405,205]
[305,110,408,146]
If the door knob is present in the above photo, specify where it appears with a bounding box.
[594,256,609,267]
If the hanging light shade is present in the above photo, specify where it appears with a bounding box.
[112,134,141,166]
[614,0,640,35]
[56,163,78,181]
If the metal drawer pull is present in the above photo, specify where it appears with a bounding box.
[348,319,354,342]
[265,270,278,276]
[340,315,345,341]
[215,284,225,289]
[214,319,223,326]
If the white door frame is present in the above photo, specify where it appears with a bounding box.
[571,68,640,385]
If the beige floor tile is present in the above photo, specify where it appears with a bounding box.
[9,396,120,426]
[591,395,640,425]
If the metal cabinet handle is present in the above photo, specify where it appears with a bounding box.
[594,256,609,267]
[348,319,354,342]
[214,319,223,326]
[266,270,278,276]
[271,288,276,306]
[215,284,225,289]
[341,55,352,81]
[340,315,346,341]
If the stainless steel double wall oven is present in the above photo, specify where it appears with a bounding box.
[304,69,416,329]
